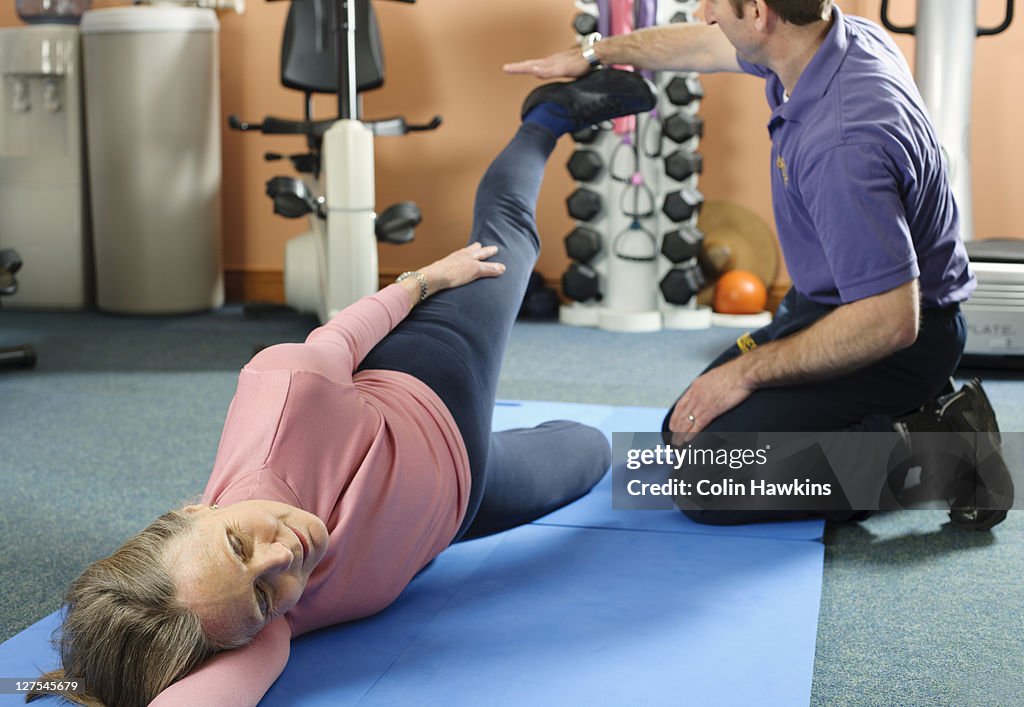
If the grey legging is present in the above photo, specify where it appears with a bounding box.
[358,123,611,539]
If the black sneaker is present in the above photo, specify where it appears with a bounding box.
[894,379,1012,530]
[521,68,657,132]
[938,378,1001,444]
[939,379,1012,530]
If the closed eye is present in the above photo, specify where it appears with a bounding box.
[227,525,251,561]
[226,526,270,623]
[255,584,270,619]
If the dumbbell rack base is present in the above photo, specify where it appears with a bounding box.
[710,311,773,329]
[596,307,664,333]
[661,304,712,330]
[559,302,601,328]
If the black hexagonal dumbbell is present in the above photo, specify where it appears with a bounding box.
[662,187,705,223]
[663,112,705,144]
[573,12,598,36]
[565,226,602,263]
[567,187,602,222]
[572,125,600,145]
[665,76,705,106]
[567,150,603,183]
[664,150,704,181]
[562,263,602,302]
[660,225,704,264]
[659,262,706,305]
[670,10,693,23]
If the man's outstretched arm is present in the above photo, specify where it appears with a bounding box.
[504,23,742,79]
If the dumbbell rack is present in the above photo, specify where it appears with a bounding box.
[560,0,712,332]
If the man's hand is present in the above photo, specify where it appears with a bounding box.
[503,47,590,80]
[668,360,754,445]
[666,280,922,444]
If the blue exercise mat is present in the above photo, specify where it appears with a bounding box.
[1,525,821,706]
[0,538,509,707]
[266,525,823,706]
[494,401,825,542]
[1,401,826,706]
[0,615,61,706]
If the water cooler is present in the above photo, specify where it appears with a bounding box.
[0,24,90,308]
[81,6,224,314]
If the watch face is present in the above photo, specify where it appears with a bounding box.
[582,33,601,66]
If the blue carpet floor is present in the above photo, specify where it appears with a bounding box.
[0,308,1021,705]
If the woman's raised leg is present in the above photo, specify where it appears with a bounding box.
[359,69,655,536]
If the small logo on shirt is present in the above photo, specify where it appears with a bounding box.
[776,155,790,186]
[736,333,758,354]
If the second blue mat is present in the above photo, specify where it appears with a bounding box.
[494,401,825,542]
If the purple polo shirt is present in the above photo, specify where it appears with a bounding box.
[738,6,975,307]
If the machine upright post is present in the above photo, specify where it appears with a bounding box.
[324,0,376,320]
[336,0,358,120]
[914,0,978,241]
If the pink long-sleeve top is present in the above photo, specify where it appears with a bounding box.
[151,284,471,706]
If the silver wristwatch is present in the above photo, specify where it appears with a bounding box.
[396,270,429,302]
[580,32,603,69]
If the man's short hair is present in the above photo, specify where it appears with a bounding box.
[728,0,832,26]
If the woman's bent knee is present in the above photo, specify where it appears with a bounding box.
[538,420,611,477]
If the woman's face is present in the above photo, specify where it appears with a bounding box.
[167,500,329,645]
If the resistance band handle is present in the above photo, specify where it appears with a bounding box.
[880,0,1014,37]
[977,0,1014,37]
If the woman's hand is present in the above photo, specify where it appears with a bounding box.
[424,242,505,292]
[399,243,505,307]
[503,47,590,80]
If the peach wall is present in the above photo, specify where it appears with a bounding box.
[222,0,590,280]
[2,1,1022,296]
[851,0,1024,242]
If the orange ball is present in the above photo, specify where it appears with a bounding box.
[714,270,768,314]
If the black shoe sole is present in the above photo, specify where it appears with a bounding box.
[921,379,1012,530]
[520,68,657,128]
[949,507,1008,531]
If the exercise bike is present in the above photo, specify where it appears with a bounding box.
[229,0,440,323]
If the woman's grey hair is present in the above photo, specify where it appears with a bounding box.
[25,509,224,707]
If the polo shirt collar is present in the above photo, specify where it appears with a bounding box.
[773,4,848,124]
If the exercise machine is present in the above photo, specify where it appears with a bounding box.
[0,249,37,370]
[881,0,1024,366]
[230,0,439,323]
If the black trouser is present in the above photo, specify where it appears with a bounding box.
[661,288,966,524]
[358,124,611,540]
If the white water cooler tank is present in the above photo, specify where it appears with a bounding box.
[81,6,223,313]
[0,24,90,308]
